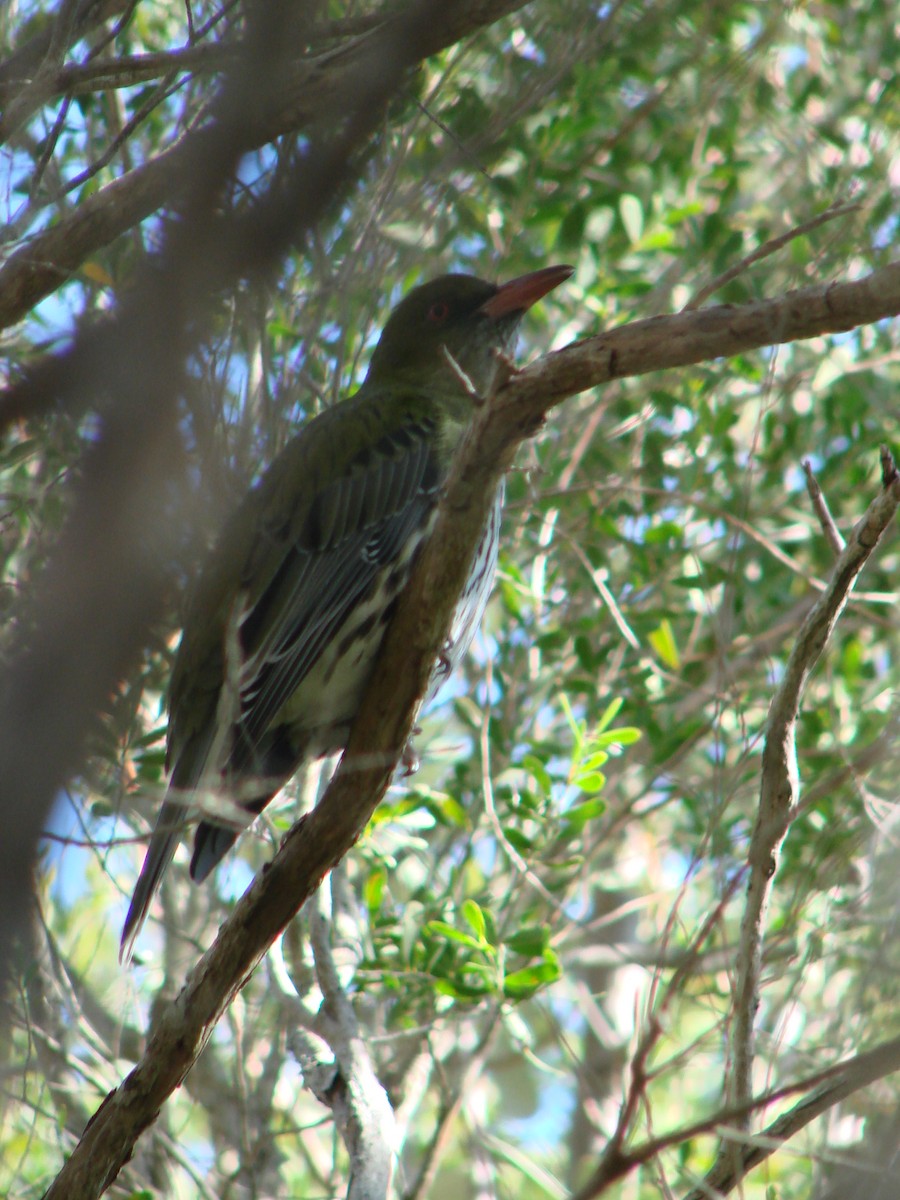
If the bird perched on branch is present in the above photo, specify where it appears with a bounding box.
[120,263,572,962]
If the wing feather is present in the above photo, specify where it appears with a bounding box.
[226,415,439,770]
[164,397,441,797]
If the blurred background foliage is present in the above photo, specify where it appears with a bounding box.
[2,1,899,1197]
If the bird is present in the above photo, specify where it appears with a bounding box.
[120,263,572,962]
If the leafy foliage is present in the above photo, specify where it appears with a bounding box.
[2,2,900,1198]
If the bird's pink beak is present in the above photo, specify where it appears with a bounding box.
[479,264,573,319]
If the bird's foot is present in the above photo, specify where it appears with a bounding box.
[438,640,453,673]
[402,727,422,776]
[490,347,520,391]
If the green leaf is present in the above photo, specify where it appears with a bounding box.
[620,193,644,243]
[503,827,534,854]
[644,519,685,545]
[522,753,554,795]
[505,926,550,956]
[363,869,385,914]
[453,695,484,730]
[462,899,488,944]
[563,798,607,828]
[434,978,491,1000]
[557,692,583,743]
[595,697,624,733]
[426,921,485,951]
[2,438,38,468]
[578,750,610,772]
[571,770,607,796]
[588,727,642,749]
[503,953,562,999]
[649,617,681,669]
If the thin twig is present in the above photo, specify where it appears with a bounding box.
[579,872,746,1195]
[803,458,845,555]
[478,664,568,915]
[684,201,861,310]
[62,73,188,197]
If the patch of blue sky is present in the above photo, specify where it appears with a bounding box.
[823,434,852,459]
[235,142,280,195]
[470,831,498,878]
[780,43,809,73]
[652,403,697,438]
[824,330,855,352]
[1,145,42,220]
[501,1079,574,1151]
[873,212,898,251]
[41,789,98,908]
[448,234,490,264]
[659,848,703,891]
[619,510,651,543]
[214,852,257,904]
[22,288,84,346]
[783,460,809,494]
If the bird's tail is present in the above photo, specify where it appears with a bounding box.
[189,791,272,883]
[189,818,241,883]
[119,794,189,965]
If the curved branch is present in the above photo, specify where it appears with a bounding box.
[497,260,900,422]
[701,448,900,1190]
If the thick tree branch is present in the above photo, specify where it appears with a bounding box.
[495,260,900,423]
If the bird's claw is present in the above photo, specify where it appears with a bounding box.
[490,347,519,390]
[402,726,422,776]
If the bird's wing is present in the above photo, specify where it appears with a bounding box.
[230,419,439,762]
[167,398,441,788]
[120,400,440,963]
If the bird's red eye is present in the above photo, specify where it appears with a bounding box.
[427,301,450,324]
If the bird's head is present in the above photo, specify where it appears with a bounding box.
[366,265,573,406]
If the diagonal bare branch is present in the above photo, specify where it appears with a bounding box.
[570,1031,900,1198]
